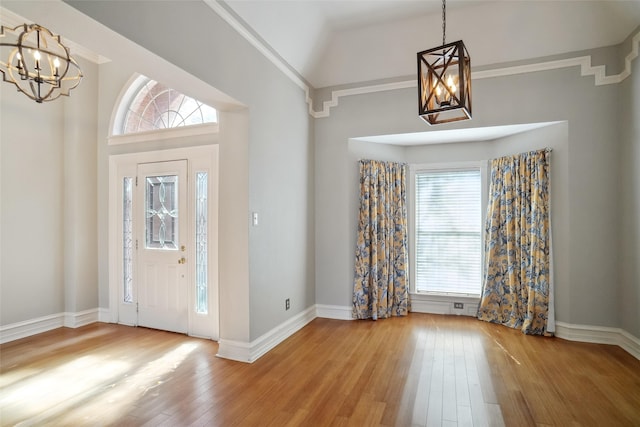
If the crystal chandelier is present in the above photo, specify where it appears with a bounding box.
[417,0,471,125]
[0,23,83,103]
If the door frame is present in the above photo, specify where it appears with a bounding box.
[108,144,219,340]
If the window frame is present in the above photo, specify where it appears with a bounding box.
[109,74,219,145]
[408,161,488,313]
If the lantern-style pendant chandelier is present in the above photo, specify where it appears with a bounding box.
[417,0,471,125]
[0,23,82,103]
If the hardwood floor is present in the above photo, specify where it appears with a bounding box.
[1,314,639,426]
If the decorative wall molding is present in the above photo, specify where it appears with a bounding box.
[217,305,316,363]
[555,321,640,361]
[312,31,640,118]
[472,30,639,86]
[202,2,640,120]
[316,304,354,320]
[312,81,415,119]
[0,309,100,344]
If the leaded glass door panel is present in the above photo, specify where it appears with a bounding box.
[136,160,188,333]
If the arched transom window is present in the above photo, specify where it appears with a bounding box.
[117,76,217,135]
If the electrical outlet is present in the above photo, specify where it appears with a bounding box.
[453,302,464,309]
[285,298,290,310]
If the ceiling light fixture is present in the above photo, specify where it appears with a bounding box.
[417,0,471,125]
[0,23,82,103]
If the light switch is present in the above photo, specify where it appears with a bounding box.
[252,212,259,226]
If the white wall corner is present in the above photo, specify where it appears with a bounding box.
[63,308,100,328]
[98,307,113,323]
[316,304,354,320]
[217,305,317,363]
[618,330,640,361]
[216,338,252,363]
[555,322,640,361]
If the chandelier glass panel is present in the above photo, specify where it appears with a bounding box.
[0,23,82,103]
[417,0,471,125]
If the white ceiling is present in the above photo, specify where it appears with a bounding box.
[351,121,562,145]
[225,0,640,88]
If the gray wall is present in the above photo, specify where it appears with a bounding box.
[315,42,627,329]
[64,0,315,341]
[1,2,637,342]
[1,0,314,344]
[620,30,640,337]
[1,56,99,324]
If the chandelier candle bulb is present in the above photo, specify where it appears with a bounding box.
[0,23,82,103]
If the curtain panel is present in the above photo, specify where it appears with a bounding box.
[477,149,553,335]
[353,159,410,320]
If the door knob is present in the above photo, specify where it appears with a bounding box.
[178,257,186,264]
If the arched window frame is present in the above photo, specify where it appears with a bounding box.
[109,75,218,146]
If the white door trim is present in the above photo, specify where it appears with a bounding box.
[108,144,219,340]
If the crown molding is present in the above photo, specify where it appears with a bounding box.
[202,0,315,116]
[0,6,109,64]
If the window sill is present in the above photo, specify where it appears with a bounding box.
[108,123,219,146]
[410,292,479,317]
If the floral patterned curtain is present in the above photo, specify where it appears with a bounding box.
[477,149,554,335]
[353,159,410,320]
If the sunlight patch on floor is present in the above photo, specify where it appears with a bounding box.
[0,355,130,425]
[0,341,199,425]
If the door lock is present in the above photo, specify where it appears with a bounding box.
[178,257,186,264]
[181,245,186,252]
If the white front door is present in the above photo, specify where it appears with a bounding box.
[136,160,188,333]
[110,145,219,340]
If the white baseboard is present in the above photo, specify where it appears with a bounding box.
[4,307,638,362]
[64,308,100,328]
[316,304,354,320]
[314,306,640,360]
[0,309,100,344]
[555,322,640,360]
[619,330,640,360]
[315,300,480,319]
[410,294,479,317]
[217,305,317,363]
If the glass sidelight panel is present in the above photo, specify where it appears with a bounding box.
[123,177,134,303]
[195,172,208,314]
[145,175,179,250]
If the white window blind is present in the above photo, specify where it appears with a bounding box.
[415,169,481,294]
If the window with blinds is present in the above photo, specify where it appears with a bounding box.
[415,169,482,295]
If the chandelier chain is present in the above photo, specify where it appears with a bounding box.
[442,0,446,46]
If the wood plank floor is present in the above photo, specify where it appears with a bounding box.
[1,314,639,426]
